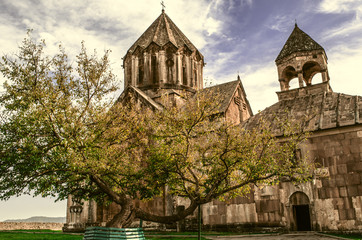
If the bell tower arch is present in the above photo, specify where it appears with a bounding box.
[275,24,329,91]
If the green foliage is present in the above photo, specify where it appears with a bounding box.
[143,92,313,205]
[0,32,120,202]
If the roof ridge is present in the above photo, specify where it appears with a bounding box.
[152,14,163,42]
[163,13,178,47]
[204,79,239,89]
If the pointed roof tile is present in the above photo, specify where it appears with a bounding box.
[275,24,325,62]
[126,11,200,55]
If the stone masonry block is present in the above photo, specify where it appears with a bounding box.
[326,187,339,198]
[351,138,362,146]
[358,184,362,195]
[318,188,326,199]
[255,201,261,213]
[337,133,346,140]
[337,164,348,174]
[345,132,357,139]
[339,187,348,197]
[347,209,356,220]
[218,205,226,215]
[354,162,362,172]
[338,209,347,220]
[329,165,338,176]
[322,179,329,187]
[343,197,353,209]
[257,200,280,213]
[328,177,337,187]
[335,175,345,186]
[345,173,361,185]
[347,186,359,197]
[353,153,361,161]
[219,214,227,224]
[332,198,343,210]
[209,215,218,225]
[347,163,357,173]
[325,188,332,198]
[331,187,340,198]
[351,145,361,154]
[257,213,264,222]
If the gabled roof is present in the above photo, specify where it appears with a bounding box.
[242,91,362,135]
[117,86,163,111]
[275,24,325,62]
[197,78,253,115]
[126,10,201,57]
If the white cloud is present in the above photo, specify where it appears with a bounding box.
[267,15,291,32]
[327,45,362,96]
[318,0,362,39]
[318,0,361,14]
[242,63,279,112]
[204,17,222,36]
[316,0,362,97]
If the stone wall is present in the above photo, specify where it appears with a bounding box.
[0,222,64,230]
[196,126,362,232]
[308,128,362,231]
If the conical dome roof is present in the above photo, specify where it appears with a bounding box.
[275,24,325,62]
[126,10,201,57]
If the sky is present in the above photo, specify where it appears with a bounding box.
[0,0,362,222]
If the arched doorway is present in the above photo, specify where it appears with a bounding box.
[290,191,311,231]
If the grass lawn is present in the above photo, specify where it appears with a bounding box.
[0,231,83,240]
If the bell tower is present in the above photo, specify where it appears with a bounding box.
[123,10,204,93]
[275,23,330,92]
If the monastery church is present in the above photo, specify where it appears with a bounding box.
[64,10,362,232]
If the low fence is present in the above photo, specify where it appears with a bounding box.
[0,222,64,230]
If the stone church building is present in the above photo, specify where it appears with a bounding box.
[64,10,362,232]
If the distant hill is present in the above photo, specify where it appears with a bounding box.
[3,216,66,223]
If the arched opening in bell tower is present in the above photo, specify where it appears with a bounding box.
[302,61,322,86]
[281,66,298,90]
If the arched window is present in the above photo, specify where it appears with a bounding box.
[182,57,187,85]
[302,61,322,85]
[151,55,158,84]
[166,58,174,84]
[281,66,298,90]
[138,57,144,85]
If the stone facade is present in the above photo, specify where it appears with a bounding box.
[64,11,361,233]
[199,126,362,232]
